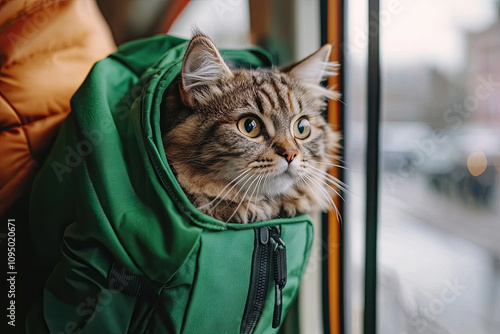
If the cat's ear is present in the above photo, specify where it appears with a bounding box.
[282,44,340,100]
[180,33,234,107]
[283,44,336,85]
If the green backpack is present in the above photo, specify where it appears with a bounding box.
[27,35,314,334]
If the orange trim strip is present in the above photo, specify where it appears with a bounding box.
[327,0,342,333]
[159,0,191,33]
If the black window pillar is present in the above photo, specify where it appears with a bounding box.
[364,0,381,334]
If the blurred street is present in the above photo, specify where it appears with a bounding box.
[348,168,500,334]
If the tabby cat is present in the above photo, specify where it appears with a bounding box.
[161,32,341,224]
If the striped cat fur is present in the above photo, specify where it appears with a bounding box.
[161,32,342,223]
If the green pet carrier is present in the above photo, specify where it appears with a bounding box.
[27,35,314,334]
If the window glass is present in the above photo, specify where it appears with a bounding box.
[347,1,500,333]
[344,0,368,332]
[347,0,500,333]
[169,0,251,47]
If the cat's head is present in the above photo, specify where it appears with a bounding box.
[162,32,341,222]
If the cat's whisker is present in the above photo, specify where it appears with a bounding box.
[256,172,268,195]
[208,171,257,216]
[313,161,361,173]
[324,153,348,164]
[309,166,350,191]
[303,173,342,224]
[307,172,345,202]
[252,172,269,221]
[310,172,348,194]
[299,175,328,212]
[304,174,338,216]
[198,168,252,210]
[307,167,348,194]
[261,171,272,196]
[244,173,265,220]
[322,177,356,197]
[255,172,268,215]
[226,172,257,202]
[303,173,335,208]
[303,175,332,214]
[210,171,256,211]
[226,172,262,223]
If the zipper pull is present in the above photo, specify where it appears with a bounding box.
[259,226,269,245]
[269,227,287,328]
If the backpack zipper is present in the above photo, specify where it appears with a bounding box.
[269,226,287,329]
[241,226,271,334]
[240,226,288,333]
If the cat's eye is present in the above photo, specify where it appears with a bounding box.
[293,117,311,139]
[237,116,261,138]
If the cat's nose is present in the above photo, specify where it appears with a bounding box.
[280,150,298,164]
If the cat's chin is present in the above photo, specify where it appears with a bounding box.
[259,173,295,197]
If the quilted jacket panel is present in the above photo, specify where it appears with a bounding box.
[0,0,116,215]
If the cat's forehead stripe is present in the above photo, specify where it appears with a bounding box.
[262,84,280,110]
[257,88,274,110]
[250,72,305,117]
[254,93,264,114]
[297,97,303,111]
[269,76,288,111]
[287,89,295,113]
[287,89,303,116]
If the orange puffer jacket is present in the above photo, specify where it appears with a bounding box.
[0,0,116,215]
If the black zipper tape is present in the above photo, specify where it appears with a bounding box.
[240,226,271,334]
[269,226,287,328]
[240,226,288,333]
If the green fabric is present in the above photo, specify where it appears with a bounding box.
[28,35,314,333]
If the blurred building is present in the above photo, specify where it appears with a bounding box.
[467,14,500,124]
[382,65,458,128]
